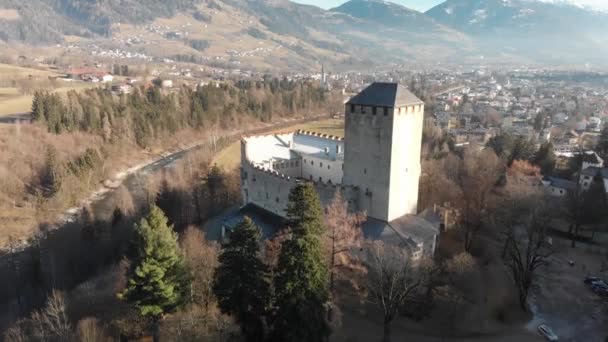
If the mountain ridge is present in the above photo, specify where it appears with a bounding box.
[0,0,607,68]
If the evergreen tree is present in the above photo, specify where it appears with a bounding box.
[271,183,330,342]
[119,205,189,338]
[213,217,270,341]
[597,127,608,160]
[509,136,535,165]
[31,91,45,122]
[533,142,556,175]
[40,145,63,197]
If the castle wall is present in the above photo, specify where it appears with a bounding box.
[242,139,358,218]
[302,155,343,184]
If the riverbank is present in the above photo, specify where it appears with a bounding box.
[1,114,338,251]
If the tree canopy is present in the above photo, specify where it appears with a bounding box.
[118,205,189,319]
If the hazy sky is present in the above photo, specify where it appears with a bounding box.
[291,0,608,12]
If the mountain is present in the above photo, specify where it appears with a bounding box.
[330,0,440,31]
[0,0,608,69]
[0,0,196,43]
[0,0,479,70]
[426,0,608,64]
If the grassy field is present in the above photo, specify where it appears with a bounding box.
[0,63,102,116]
[213,118,345,170]
[0,82,98,116]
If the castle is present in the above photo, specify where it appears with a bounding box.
[238,82,439,258]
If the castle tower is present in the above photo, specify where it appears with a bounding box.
[343,83,424,222]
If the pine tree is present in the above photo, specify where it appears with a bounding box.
[32,91,46,123]
[533,142,556,175]
[40,146,63,197]
[271,183,330,342]
[213,217,270,341]
[118,205,189,339]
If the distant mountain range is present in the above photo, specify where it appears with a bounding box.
[0,0,607,69]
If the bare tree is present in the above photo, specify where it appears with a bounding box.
[3,320,27,342]
[30,290,72,341]
[76,318,111,342]
[502,204,553,310]
[363,241,425,342]
[324,191,365,295]
[263,228,291,270]
[456,148,503,252]
[180,226,219,310]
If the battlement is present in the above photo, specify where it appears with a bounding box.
[295,129,344,141]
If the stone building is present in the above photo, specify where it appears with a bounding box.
[237,82,439,259]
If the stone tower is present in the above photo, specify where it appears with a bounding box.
[343,83,424,222]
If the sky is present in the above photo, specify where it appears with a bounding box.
[291,0,608,12]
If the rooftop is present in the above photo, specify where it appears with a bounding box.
[347,82,423,107]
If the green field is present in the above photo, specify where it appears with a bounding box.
[213,118,345,170]
[0,82,98,116]
[0,64,98,116]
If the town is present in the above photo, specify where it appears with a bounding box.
[0,0,608,341]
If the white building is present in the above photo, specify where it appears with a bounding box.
[239,83,439,258]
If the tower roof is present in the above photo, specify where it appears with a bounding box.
[347,82,423,107]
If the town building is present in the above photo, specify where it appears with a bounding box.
[238,83,439,258]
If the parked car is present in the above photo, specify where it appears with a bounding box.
[591,282,608,292]
[584,276,601,285]
[538,324,559,341]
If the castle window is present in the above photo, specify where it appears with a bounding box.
[350,104,355,112]
[276,197,279,203]
[311,161,314,166]
[266,193,269,199]
[328,165,331,170]
[304,159,307,164]
[384,107,390,116]
[364,168,367,175]
[320,162,323,168]
[373,107,377,115]
[319,177,323,182]
[296,161,299,167]
[290,162,294,167]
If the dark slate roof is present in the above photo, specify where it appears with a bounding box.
[220,204,286,241]
[544,176,577,190]
[347,82,423,107]
[362,214,439,251]
[581,166,602,178]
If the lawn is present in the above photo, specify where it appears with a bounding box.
[213,118,345,170]
[0,82,98,116]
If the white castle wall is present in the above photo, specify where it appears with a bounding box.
[302,156,343,184]
[241,139,358,217]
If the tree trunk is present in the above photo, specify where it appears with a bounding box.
[382,317,392,342]
[153,319,160,342]
[571,224,580,248]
